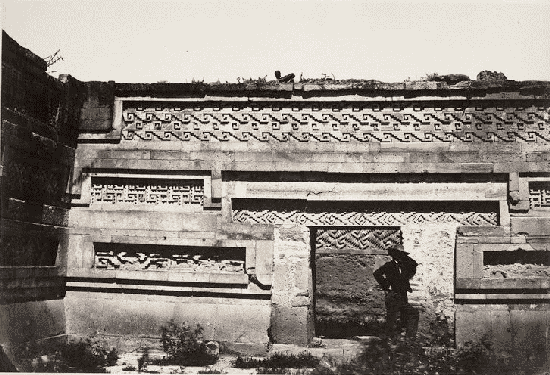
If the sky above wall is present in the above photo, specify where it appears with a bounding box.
[2,0,549,83]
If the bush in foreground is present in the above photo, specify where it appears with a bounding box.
[235,351,320,372]
[311,335,548,375]
[158,320,217,366]
[16,336,118,373]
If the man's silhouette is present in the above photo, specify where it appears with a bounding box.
[374,244,418,338]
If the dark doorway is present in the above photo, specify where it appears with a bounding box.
[311,227,401,338]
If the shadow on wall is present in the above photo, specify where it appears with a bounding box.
[0,345,17,372]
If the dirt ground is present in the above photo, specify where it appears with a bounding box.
[105,338,372,374]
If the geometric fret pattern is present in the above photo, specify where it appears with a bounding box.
[233,210,498,226]
[315,228,401,253]
[122,104,550,143]
[93,244,245,273]
[90,177,204,206]
[529,181,550,209]
[95,250,245,272]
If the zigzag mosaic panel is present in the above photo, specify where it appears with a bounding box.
[315,228,401,253]
[91,177,204,206]
[233,210,498,226]
[529,182,550,209]
[121,104,550,143]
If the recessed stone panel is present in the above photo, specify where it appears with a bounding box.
[93,243,246,273]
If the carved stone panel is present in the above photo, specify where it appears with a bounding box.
[529,181,550,209]
[90,177,204,206]
[315,228,401,253]
[232,200,499,226]
[121,103,550,143]
[94,243,245,273]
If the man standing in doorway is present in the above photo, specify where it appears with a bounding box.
[373,244,418,338]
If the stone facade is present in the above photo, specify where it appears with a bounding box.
[0,31,81,354]
[2,32,550,358]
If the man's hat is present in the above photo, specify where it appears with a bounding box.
[387,244,409,256]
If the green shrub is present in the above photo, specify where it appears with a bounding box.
[159,320,217,366]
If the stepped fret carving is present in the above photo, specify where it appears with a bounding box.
[233,210,498,226]
[529,182,550,209]
[95,251,245,273]
[91,179,204,206]
[121,105,550,143]
[316,229,401,252]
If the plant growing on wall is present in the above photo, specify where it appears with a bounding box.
[159,320,217,366]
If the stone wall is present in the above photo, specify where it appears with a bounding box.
[2,29,550,360]
[66,201,273,350]
[404,224,458,334]
[69,78,550,354]
[0,31,81,359]
[18,54,545,353]
[455,224,550,357]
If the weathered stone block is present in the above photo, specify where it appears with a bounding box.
[150,151,189,160]
[457,237,480,243]
[525,236,550,249]
[456,244,474,278]
[208,273,249,285]
[460,163,494,173]
[272,261,293,302]
[489,309,512,353]
[294,259,310,291]
[211,178,222,199]
[79,81,114,132]
[455,278,481,289]
[70,210,218,232]
[481,236,512,244]
[270,305,309,345]
[526,152,550,162]
[513,278,542,289]
[473,248,484,278]
[111,150,151,159]
[276,241,309,259]
[511,217,550,236]
[66,234,89,270]
[455,309,485,345]
[510,234,526,244]
[219,223,274,241]
[118,270,168,282]
[69,291,270,343]
[509,172,520,192]
[474,243,534,252]
[277,226,306,243]
[510,310,548,357]
[291,296,310,307]
[255,241,274,276]
[245,243,257,271]
[0,299,66,345]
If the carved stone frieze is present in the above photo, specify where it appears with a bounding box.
[529,181,550,209]
[233,209,498,226]
[315,228,401,253]
[94,244,245,273]
[121,104,550,143]
[90,177,204,206]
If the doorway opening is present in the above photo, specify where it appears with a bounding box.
[311,227,402,338]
